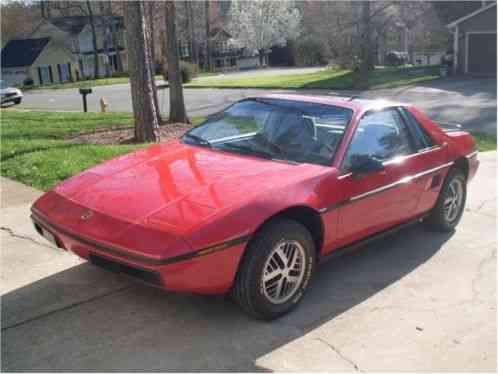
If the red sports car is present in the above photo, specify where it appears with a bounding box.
[31,95,479,319]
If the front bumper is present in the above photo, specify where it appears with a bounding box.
[1,93,22,104]
[31,211,248,294]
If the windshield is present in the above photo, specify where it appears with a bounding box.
[182,98,353,166]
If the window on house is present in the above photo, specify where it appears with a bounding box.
[38,66,52,85]
[58,63,71,82]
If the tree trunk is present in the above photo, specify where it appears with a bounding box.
[148,1,157,72]
[354,1,370,89]
[124,1,161,142]
[258,49,265,66]
[165,1,189,123]
[204,0,211,71]
[186,1,196,64]
[109,1,123,72]
[86,1,100,79]
[100,2,112,78]
[146,2,160,122]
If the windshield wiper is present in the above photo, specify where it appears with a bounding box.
[183,133,212,148]
[218,142,274,160]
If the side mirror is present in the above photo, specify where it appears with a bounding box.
[350,155,384,176]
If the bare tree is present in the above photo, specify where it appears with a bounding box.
[165,0,189,123]
[47,1,100,78]
[185,1,197,65]
[355,1,371,89]
[204,0,212,71]
[124,1,161,142]
[99,1,113,78]
[1,1,41,44]
[84,0,99,78]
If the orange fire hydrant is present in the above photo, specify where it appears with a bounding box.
[100,97,108,113]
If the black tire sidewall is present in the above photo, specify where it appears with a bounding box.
[431,169,467,230]
[246,220,315,319]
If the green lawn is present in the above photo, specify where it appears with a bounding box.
[188,66,441,90]
[23,75,165,91]
[23,77,132,91]
[471,132,497,152]
[0,110,495,191]
[0,111,203,191]
[23,71,217,91]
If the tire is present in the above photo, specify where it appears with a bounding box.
[426,168,467,232]
[13,98,21,105]
[232,219,316,320]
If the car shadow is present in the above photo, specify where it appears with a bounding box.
[1,223,453,371]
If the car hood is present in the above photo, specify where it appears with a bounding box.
[0,87,20,95]
[54,141,324,233]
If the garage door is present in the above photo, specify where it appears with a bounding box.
[467,33,497,74]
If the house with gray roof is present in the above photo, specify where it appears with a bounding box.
[447,1,496,75]
[1,37,76,86]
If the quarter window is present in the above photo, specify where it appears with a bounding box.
[399,108,435,150]
[343,109,415,171]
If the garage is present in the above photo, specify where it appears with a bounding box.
[467,33,497,74]
[447,2,497,75]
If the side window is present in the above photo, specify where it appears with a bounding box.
[399,108,435,150]
[343,109,415,171]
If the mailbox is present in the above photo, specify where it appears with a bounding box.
[79,88,92,95]
[79,87,93,112]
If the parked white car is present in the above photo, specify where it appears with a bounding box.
[0,80,23,106]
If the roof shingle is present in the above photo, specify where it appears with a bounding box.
[1,38,51,68]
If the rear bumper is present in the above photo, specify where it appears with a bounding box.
[31,212,248,295]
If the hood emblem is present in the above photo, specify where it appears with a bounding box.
[81,210,93,220]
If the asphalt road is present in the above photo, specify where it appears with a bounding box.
[17,76,497,135]
[1,151,496,371]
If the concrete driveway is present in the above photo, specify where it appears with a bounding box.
[1,152,495,371]
[17,76,496,135]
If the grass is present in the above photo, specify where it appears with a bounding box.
[23,71,216,91]
[23,75,164,91]
[21,66,439,91]
[0,110,495,191]
[471,132,497,152]
[0,110,202,191]
[188,66,441,90]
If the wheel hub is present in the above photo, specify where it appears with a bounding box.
[262,240,306,304]
[443,178,463,222]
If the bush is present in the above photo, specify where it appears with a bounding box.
[111,71,129,78]
[294,36,328,67]
[163,61,199,83]
[385,51,409,67]
[23,77,34,86]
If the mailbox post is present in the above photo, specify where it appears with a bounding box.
[79,88,93,112]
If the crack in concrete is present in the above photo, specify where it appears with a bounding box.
[475,197,497,211]
[315,337,362,372]
[460,247,496,306]
[0,226,56,250]
[2,285,135,332]
[464,209,495,219]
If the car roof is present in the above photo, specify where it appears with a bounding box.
[255,93,407,113]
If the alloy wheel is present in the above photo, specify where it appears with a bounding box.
[443,178,464,223]
[262,240,306,304]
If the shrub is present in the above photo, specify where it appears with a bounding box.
[111,71,129,78]
[23,77,34,86]
[163,61,199,83]
[294,36,328,67]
